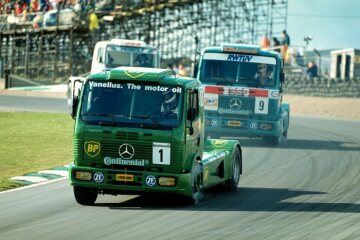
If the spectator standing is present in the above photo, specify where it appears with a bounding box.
[272,37,281,53]
[260,34,270,50]
[30,0,38,12]
[89,9,99,32]
[306,61,318,79]
[40,0,51,11]
[88,9,99,50]
[281,30,290,61]
[4,0,14,14]
[177,64,188,77]
[14,1,24,16]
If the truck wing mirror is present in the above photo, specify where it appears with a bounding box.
[71,96,79,119]
[280,72,285,83]
[70,79,83,119]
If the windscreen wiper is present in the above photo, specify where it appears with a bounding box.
[128,115,165,129]
[82,113,122,126]
[217,77,233,86]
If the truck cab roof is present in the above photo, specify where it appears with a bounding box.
[87,67,199,87]
[95,39,158,50]
[203,43,282,59]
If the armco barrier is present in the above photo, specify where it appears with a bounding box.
[283,77,360,98]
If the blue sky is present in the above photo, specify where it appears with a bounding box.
[287,0,360,50]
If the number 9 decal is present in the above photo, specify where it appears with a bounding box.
[254,97,269,114]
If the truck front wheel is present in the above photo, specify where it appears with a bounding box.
[73,186,98,206]
[185,162,204,204]
[225,147,241,192]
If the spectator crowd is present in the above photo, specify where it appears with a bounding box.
[0,0,97,18]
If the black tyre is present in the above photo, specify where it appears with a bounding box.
[185,163,203,204]
[263,135,282,146]
[224,147,241,192]
[73,186,98,206]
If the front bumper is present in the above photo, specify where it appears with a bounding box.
[69,165,193,197]
[205,117,282,138]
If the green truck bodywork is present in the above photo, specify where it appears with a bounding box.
[197,44,290,145]
[69,67,242,205]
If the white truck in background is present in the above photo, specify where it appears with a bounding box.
[67,39,160,106]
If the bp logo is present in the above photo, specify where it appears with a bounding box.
[84,141,101,157]
[211,139,229,147]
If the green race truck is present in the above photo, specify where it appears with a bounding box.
[197,44,290,145]
[69,67,242,205]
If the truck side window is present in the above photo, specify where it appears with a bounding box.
[97,47,104,63]
[188,90,199,118]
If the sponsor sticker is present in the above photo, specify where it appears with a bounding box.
[103,157,149,166]
[84,141,101,157]
[211,139,229,147]
[249,121,259,130]
[270,90,279,98]
[204,93,219,111]
[228,120,241,127]
[145,175,157,187]
[93,172,104,183]
[211,119,220,127]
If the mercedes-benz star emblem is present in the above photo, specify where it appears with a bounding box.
[230,98,242,110]
[119,144,135,159]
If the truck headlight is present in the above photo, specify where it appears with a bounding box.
[158,177,176,186]
[259,123,273,131]
[75,171,92,181]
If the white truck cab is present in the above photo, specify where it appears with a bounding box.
[91,39,160,74]
[68,39,160,107]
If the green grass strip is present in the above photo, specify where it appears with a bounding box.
[0,112,73,191]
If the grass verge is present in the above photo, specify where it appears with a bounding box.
[0,112,73,191]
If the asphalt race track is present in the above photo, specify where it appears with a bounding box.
[0,96,360,240]
[0,95,68,113]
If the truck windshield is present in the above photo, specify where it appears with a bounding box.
[200,53,277,87]
[105,45,159,68]
[80,81,183,128]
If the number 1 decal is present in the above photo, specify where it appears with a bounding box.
[254,97,269,114]
[153,142,171,165]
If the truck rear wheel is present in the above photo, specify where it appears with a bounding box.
[73,186,98,206]
[225,147,241,192]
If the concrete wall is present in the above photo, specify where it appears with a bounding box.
[284,77,360,98]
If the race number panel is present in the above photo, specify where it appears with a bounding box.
[254,97,269,114]
[152,142,171,165]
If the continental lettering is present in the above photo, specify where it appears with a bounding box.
[227,54,253,62]
[104,157,149,166]
[218,108,252,115]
